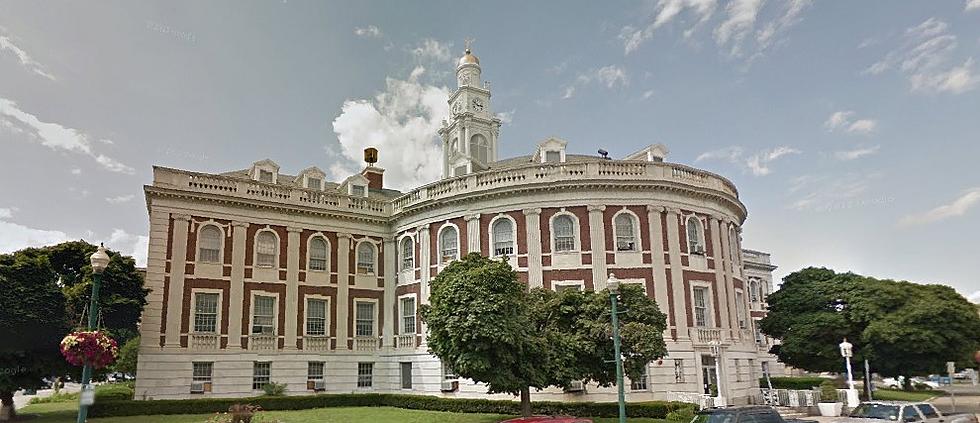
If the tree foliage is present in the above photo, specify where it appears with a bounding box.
[760,267,980,379]
[421,253,667,416]
[114,336,141,376]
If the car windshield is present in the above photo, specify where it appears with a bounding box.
[850,404,900,420]
[692,412,737,423]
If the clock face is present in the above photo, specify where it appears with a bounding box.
[471,98,485,111]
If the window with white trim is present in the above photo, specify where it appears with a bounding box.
[400,297,416,334]
[749,279,760,302]
[306,298,327,336]
[192,362,213,384]
[356,243,375,275]
[258,170,274,183]
[440,226,458,263]
[400,237,413,271]
[253,362,270,390]
[193,292,219,333]
[442,361,458,381]
[615,213,637,252]
[252,295,275,335]
[553,215,575,252]
[554,281,584,293]
[351,184,366,197]
[309,237,328,271]
[256,231,277,268]
[357,362,373,388]
[198,226,221,263]
[686,216,704,254]
[630,365,649,391]
[674,359,685,383]
[355,301,375,337]
[545,150,561,163]
[308,361,324,381]
[735,291,747,329]
[492,219,514,256]
[307,177,321,190]
[470,134,489,164]
[693,287,710,327]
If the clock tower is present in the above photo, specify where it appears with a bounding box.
[438,41,502,179]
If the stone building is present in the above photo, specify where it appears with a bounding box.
[135,46,783,404]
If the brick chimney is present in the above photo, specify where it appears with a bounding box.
[361,166,384,190]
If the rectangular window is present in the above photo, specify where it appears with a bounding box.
[545,150,561,163]
[252,295,275,335]
[454,165,467,177]
[400,297,416,334]
[307,177,321,190]
[442,361,458,381]
[259,169,273,183]
[192,362,213,383]
[308,361,324,381]
[748,359,756,381]
[630,365,649,391]
[355,301,375,337]
[193,292,219,333]
[735,291,747,329]
[351,185,366,197]
[755,323,765,345]
[735,359,742,382]
[252,362,270,390]
[693,287,709,327]
[400,362,413,389]
[674,359,685,383]
[306,298,327,336]
[357,362,373,388]
[554,282,583,293]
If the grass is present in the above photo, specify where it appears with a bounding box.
[871,389,944,402]
[16,402,670,423]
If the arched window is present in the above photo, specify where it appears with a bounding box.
[686,217,704,254]
[356,242,375,275]
[440,226,458,263]
[309,237,328,271]
[256,231,277,267]
[729,227,740,270]
[470,134,489,164]
[553,215,575,252]
[749,279,759,302]
[400,237,413,271]
[198,225,222,263]
[615,213,637,252]
[492,219,514,256]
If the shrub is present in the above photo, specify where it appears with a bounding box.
[667,408,696,422]
[819,380,840,403]
[95,383,135,401]
[761,376,828,390]
[88,393,695,419]
[261,382,287,396]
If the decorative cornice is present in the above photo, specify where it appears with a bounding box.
[464,213,481,221]
[522,208,542,216]
[172,213,192,221]
[646,205,666,214]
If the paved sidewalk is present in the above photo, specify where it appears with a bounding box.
[12,383,81,411]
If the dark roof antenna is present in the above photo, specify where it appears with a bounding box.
[597,149,610,160]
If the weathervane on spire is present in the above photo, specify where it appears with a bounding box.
[464,37,475,53]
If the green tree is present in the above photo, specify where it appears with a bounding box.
[114,336,141,376]
[760,267,980,385]
[0,249,68,420]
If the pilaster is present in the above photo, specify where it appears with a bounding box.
[382,236,396,349]
[587,205,607,291]
[523,208,543,288]
[228,221,248,348]
[165,214,191,348]
[417,224,431,346]
[336,232,351,350]
[709,217,732,332]
[465,213,481,255]
[718,218,738,333]
[664,208,688,340]
[283,226,301,349]
[646,205,670,318]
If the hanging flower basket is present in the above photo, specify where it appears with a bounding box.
[60,331,119,369]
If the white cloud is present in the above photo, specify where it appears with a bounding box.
[0,209,71,253]
[642,89,655,99]
[619,0,718,55]
[70,168,82,175]
[0,98,135,174]
[107,228,148,267]
[496,109,515,125]
[968,290,980,304]
[411,38,452,63]
[787,172,882,211]
[0,31,56,80]
[968,0,980,10]
[899,187,980,226]
[353,25,383,38]
[834,145,880,161]
[714,0,765,56]
[105,195,135,204]
[561,86,576,99]
[331,66,450,191]
[865,18,978,95]
[562,65,629,99]
[824,110,877,134]
[0,208,12,219]
[696,145,798,176]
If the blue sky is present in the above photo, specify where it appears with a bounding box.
[1,0,978,301]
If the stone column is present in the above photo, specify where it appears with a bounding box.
[709,218,732,333]
[417,224,431,346]
[139,208,170,348]
[382,236,396,349]
[647,205,670,317]
[665,208,688,340]
[336,233,351,350]
[587,205,608,291]
[284,226,301,350]
[719,219,738,334]
[165,214,191,348]
[523,208,543,289]
[228,221,248,348]
[465,213,481,255]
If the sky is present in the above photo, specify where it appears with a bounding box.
[1,0,978,302]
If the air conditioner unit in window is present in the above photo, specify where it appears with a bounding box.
[261,326,273,335]
[313,380,326,391]
[190,382,205,394]
[565,380,585,392]
[692,245,705,255]
[440,380,459,392]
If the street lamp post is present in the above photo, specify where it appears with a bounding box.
[607,274,626,423]
[839,338,859,408]
[77,244,110,423]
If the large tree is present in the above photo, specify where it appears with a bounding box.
[760,267,980,385]
[0,249,67,420]
[422,253,668,416]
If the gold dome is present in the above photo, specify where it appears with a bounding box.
[458,48,480,66]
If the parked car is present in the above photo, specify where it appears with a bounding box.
[499,416,592,423]
[692,405,817,423]
[880,377,939,390]
[833,401,979,423]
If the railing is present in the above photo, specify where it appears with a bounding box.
[667,391,726,409]
[689,327,723,344]
[760,389,819,407]
[249,335,276,351]
[353,336,379,351]
[396,334,416,349]
[303,336,330,351]
[190,333,219,350]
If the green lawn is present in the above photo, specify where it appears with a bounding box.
[871,389,944,402]
[17,402,669,423]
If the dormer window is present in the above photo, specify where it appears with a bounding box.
[535,137,568,164]
[351,185,366,197]
[259,170,274,183]
[545,151,561,163]
[307,177,321,190]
